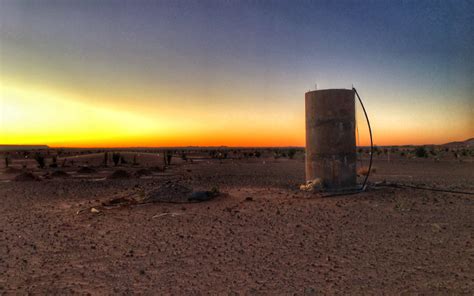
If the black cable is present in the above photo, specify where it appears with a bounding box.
[353,87,373,191]
[375,182,474,195]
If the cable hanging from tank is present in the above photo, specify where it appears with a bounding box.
[353,87,373,191]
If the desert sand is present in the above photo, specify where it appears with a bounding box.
[0,149,473,294]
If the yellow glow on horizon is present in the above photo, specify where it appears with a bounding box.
[0,81,184,146]
[0,79,306,147]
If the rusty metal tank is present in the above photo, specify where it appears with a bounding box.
[305,89,356,190]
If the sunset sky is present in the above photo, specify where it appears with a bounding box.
[1,0,473,147]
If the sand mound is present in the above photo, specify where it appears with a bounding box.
[51,170,70,178]
[77,166,97,174]
[135,168,152,177]
[107,169,131,179]
[14,172,40,182]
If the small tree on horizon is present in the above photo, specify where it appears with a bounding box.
[50,156,58,168]
[415,146,428,158]
[288,149,296,159]
[112,153,121,166]
[103,152,109,166]
[4,154,10,168]
[34,153,46,169]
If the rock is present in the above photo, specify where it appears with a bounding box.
[304,287,317,295]
[188,191,218,202]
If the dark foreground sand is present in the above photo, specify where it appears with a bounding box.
[0,158,473,294]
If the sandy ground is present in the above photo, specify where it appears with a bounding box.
[0,157,473,294]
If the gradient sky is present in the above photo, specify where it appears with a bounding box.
[1,0,473,147]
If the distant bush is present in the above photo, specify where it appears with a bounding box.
[49,156,58,168]
[112,153,121,166]
[415,147,428,158]
[373,146,380,155]
[255,151,261,158]
[288,149,296,159]
[165,150,172,165]
[34,153,46,168]
[103,152,109,166]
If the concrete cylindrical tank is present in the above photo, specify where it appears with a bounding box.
[305,89,356,190]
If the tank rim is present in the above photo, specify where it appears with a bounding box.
[305,88,353,95]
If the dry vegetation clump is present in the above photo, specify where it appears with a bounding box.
[357,166,376,177]
[34,153,46,169]
[112,153,121,166]
[14,172,40,182]
[415,146,428,158]
[107,169,132,179]
[77,166,97,174]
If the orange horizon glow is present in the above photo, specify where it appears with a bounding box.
[1,78,472,148]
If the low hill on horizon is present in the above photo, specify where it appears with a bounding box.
[441,138,474,148]
[0,145,50,152]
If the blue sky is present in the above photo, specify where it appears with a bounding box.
[1,0,473,146]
